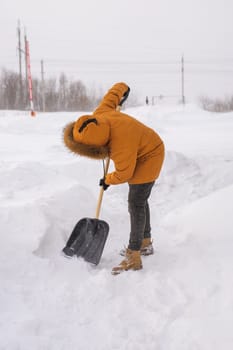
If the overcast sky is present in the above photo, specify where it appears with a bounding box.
[1,0,233,100]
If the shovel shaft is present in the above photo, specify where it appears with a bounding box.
[95,157,110,219]
[95,105,122,219]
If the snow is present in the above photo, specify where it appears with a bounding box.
[0,104,233,350]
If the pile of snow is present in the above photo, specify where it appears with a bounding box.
[0,105,233,349]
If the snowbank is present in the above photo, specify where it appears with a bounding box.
[0,106,233,349]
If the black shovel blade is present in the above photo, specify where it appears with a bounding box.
[62,218,109,265]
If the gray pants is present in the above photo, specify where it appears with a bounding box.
[128,182,155,251]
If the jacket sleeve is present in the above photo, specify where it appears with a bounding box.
[94,82,129,113]
[105,141,138,184]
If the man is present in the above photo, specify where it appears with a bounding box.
[63,82,165,274]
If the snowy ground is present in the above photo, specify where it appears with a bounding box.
[0,104,233,350]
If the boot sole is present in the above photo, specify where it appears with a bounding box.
[111,265,143,275]
[119,250,154,257]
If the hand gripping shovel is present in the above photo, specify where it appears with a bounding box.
[62,158,110,265]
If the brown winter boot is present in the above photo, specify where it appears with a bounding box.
[140,238,154,256]
[120,238,154,257]
[112,249,142,275]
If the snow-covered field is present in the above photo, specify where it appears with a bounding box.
[0,104,233,350]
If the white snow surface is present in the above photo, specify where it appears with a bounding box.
[0,104,233,350]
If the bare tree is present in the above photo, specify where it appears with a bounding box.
[58,73,68,110]
[0,69,19,109]
[68,80,89,111]
[44,78,59,111]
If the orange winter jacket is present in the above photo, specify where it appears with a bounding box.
[64,82,165,185]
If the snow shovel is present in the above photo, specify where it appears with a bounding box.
[62,157,110,265]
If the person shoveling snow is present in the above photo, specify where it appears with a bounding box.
[63,82,165,274]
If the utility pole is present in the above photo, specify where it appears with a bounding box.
[24,28,28,103]
[40,60,45,112]
[25,39,36,116]
[181,55,185,105]
[17,20,23,108]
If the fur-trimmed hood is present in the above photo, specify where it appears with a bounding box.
[63,122,109,160]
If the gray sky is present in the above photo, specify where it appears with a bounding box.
[1,0,233,101]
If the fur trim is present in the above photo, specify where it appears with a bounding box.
[63,122,109,160]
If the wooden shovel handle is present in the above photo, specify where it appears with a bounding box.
[95,157,110,219]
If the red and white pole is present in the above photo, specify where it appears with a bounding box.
[25,40,36,116]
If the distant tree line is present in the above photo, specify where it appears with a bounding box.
[199,95,233,113]
[0,68,101,112]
